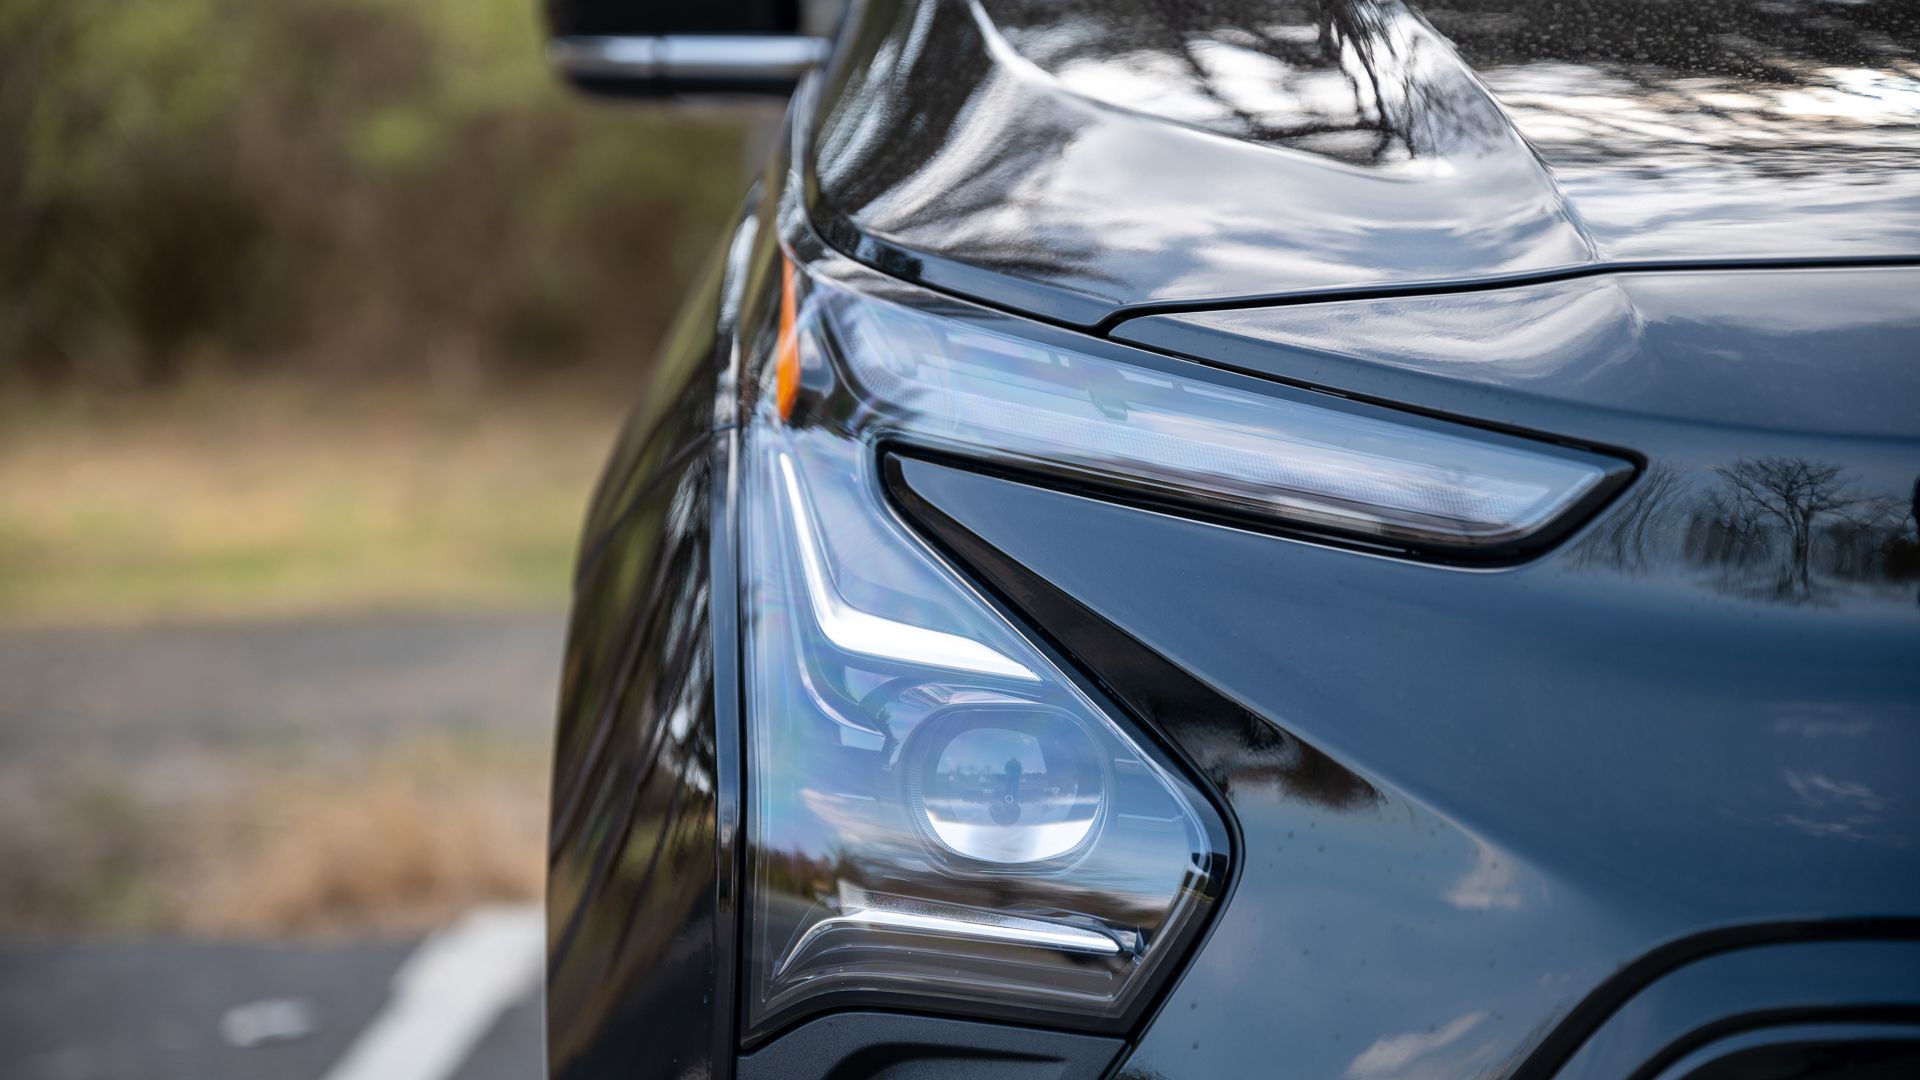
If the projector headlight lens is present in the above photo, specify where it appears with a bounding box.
[906,707,1108,866]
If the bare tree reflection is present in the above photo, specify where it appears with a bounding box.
[1685,486,1777,585]
[811,0,1120,286]
[983,0,1510,167]
[1570,461,1685,573]
[1714,458,1865,598]
[1421,0,1920,177]
[1572,455,1918,605]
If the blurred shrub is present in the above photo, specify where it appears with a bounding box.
[0,0,756,388]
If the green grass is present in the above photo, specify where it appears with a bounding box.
[0,375,630,623]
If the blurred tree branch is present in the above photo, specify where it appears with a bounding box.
[0,0,758,390]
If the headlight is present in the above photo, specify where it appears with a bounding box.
[741,252,1625,1040]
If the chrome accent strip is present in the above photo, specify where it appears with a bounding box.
[778,453,1040,682]
[549,35,830,83]
[777,889,1124,976]
[830,905,1123,955]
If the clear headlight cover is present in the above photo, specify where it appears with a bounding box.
[742,256,1623,1039]
[742,266,1232,1041]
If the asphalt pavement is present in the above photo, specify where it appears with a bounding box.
[0,934,543,1080]
[0,612,563,1080]
[0,612,563,761]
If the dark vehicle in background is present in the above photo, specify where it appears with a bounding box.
[538,2,1920,1078]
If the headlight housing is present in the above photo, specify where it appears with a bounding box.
[740,249,1625,1041]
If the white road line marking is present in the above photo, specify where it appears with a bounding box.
[319,904,544,1080]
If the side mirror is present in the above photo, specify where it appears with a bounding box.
[545,0,836,98]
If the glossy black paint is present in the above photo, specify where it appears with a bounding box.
[547,1,1920,1076]
[545,187,754,1077]
[547,424,721,1080]
[888,437,1920,1079]
[1114,267,1920,439]
[808,0,1920,325]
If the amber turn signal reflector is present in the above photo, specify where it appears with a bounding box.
[775,257,801,420]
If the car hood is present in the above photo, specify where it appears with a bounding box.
[807,0,1920,326]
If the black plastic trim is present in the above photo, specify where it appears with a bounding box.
[805,176,1920,334]
[737,1012,1123,1080]
[1508,919,1920,1080]
[564,73,807,98]
[807,207,1122,330]
[878,438,1630,568]
[1092,256,1920,335]
[1629,1010,1920,1080]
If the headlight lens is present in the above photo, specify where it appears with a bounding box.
[777,262,1625,554]
[742,254,1625,1040]
[907,707,1107,865]
[743,267,1232,1041]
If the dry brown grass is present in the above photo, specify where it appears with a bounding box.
[0,764,195,932]
[186,742,546,935]
[0,737,546,937]
[0,374,628,626]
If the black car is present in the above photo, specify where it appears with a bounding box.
[538,2,1920,1078]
